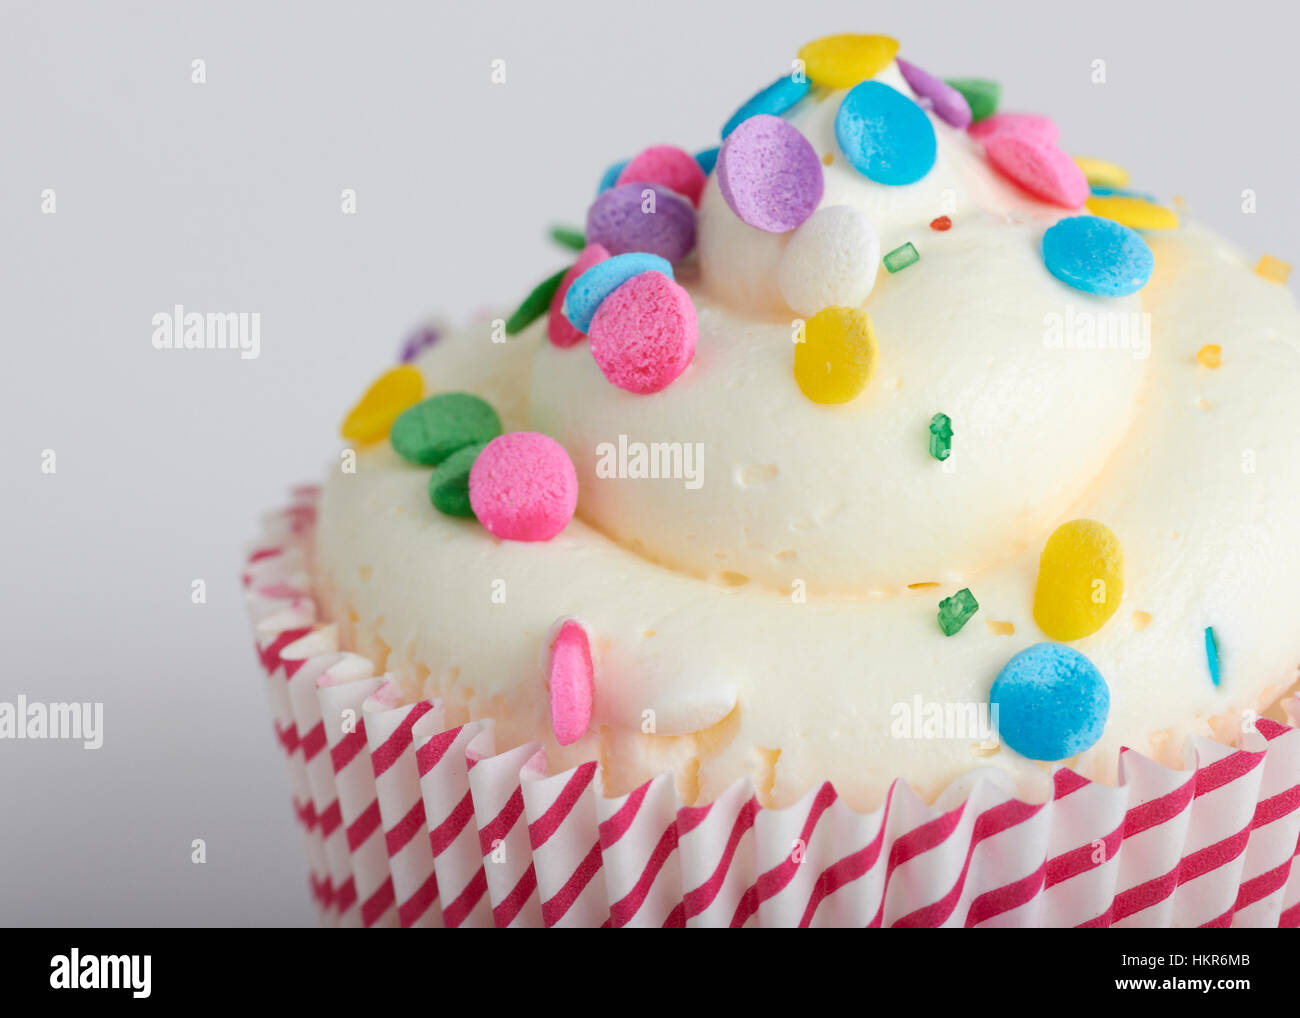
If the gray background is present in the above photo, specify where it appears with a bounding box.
[1,0,1295,926]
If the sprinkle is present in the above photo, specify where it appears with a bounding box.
[398,325,440,364]
[585,183,696,263]
[588,271,697,394]
[793,306,877,404]
[822,151,834,166]
[797,33,899,89]
[1132,610,1152,631]
[390,392,502,467]
[944,78,999,122]
[1256,254,1292,284]
[776,205,881,315]
[716,114,824,233]
[937,588,979,636]
[984,132,1088,208]
[695,146,720,176]
[1033,519,1124,641]
[1041,215,1154,297]
[1085,194,1179,231]
[721,73,812,139]
[835,81,937,186]
[883,242,919,273]
[549,619,594,746]
[1072,154,1129,189]
[1089,185,1157,202]
[895,58,971,129]
[1204,626,1221,687]
[340,365,423,444]
[549,225,587,250]
[986,620,1016,636]
[990,643,1110,761]
[427,441,488,517]
[562,252,674,333]
[1196,344,1222,369]
[968,112,1058,144]
[505,268,567,336]
[548,243,610,348]
[616,145,708,206]
[929,215,951,231]
[928,412,952,461]
[597,158,629,194]
[469,432,578,542]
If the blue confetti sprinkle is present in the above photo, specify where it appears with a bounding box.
[990,642,1110,761]
[597,158,629,195]
[1041,215,1154,297]
[834,81,936,186]
[721,73,811,139]
[1205,626,1221,687]
[695,146,720,177]
[1090,185,1158,202]
[561,253,674,334]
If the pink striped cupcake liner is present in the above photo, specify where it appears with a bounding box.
[246,491,1300,928]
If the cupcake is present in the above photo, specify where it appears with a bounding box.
[247,32,1300,927]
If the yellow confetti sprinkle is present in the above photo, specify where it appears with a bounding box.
[822,151,835,166]
[797,34,899,89]
[985,620,1016,636]
[1072,154,1130,189]
[1132,610,1152,631]
[793,306,878,404]
[1196,344,1222,369]
[1033,519,1125,641]
[1085,194,1179,231]
[340,365,423,444]
[1256,254,1292,284]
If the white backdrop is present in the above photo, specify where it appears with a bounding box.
[1,0,1295,926]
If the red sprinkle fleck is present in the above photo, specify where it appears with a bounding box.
[930,216,952,231]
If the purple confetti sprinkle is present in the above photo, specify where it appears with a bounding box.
[585,183,697,263]
[896,57,972,130]
[398,325,441,363]
[715,114,823,234]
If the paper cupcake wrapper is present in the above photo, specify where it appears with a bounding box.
[245,489,1300,928]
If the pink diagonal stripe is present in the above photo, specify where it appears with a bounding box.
[1233,858,1293,914]
[299,721,327,762]
[540,841,603,927]
[679,795,759,920]
[415,724,464,776]
[1123,776,1195,838]
[1053,768,1091,799]
[428,790,475,855]
[371,700,433,778]
[361,876,396,928]
[606,817,678,928]
[397,869,439,928]
[346,799,383,852]
[1176,823,1251,884]
[1043,822,1122,889]
[494,865,538,928]
[478,786,525,855]
[1252,784,1300,829]
[384,798,428,857]
[330,726,369,774]
[258,627,312,673]
[1195,749,1265,797]
[799,783,897,927]
[598,782,650,846]
[334,876,357,914]
[731,783,838,928]
[317,799,342,838]
[528,762,597,849]
[1111,863,1180,922]
[442,869,489,928]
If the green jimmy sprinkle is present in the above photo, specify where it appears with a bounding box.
[504,266,568,336]
[929,412,953,461]
[944,78,1000,123]
[549,225,587,251]
[938,588,979,636]
[883,242,919,274]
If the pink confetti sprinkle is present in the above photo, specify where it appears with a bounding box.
[548,619,594,746]
[588,271,697,394]
[469,432,578,542]
[616,145,708,207]
[896,57,972,129]
[969,112,1059,145]
[984,132,1088,208]
[716,114,823,233]
[548,243,610,348]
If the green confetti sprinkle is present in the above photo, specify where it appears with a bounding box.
[391,393,501,466]
[549,225,586,251]
[938,588,979,636]
[929,412,953,461]
[944,78,1000,122]
[883,242,919,274]
[505,267,568,336]
[1204,626,1221,687]
[428,441,488,518]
